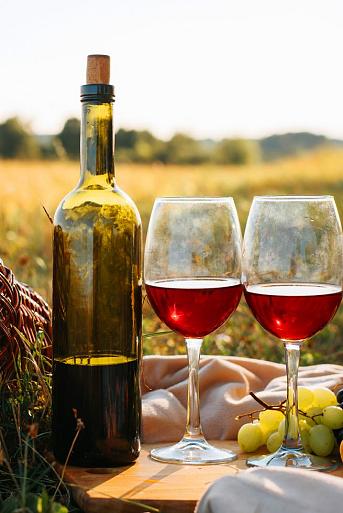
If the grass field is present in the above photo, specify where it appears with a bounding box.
[1,148,343,365]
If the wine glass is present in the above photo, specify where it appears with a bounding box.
[242,195,342,470]
[144,197,242,464]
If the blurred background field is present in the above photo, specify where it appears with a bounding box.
[1,148,343,366]
[2,0,343,368]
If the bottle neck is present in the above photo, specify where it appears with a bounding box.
[79,101,115,188]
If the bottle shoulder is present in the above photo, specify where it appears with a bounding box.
[54,184,141,228]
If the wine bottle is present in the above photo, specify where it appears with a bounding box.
[52,55,142,467]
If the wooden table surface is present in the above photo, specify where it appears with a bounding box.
[62,441,343,513]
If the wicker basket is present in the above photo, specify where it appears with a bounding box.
[0,260,52,378]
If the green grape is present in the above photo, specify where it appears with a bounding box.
[238,423,263,452]
[299,412,316,427]
[300,429,312,453]
[298,386,314,411]
[259,409,284,432]
[322,406,343,430]
[299,419,311,433]
[312,388,337,409]
[254,420,272,445]
[306,406,324,425]
[266,432,283,453]
[309,424,335,457]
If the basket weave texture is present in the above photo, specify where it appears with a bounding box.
[0,260,52,377]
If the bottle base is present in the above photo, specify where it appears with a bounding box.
[53,449,140,468]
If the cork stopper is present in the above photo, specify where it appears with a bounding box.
[86,55,110,84]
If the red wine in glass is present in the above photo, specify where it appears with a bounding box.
[242,195,343,471]
[244,283,342,341]
[144,196,242,464]
[146,278,242,338]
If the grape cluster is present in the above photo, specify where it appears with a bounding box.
[237,386,343,459]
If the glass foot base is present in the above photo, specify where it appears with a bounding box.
[150,437,237,465]
[247,447,339,471]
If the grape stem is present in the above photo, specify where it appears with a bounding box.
[235,391,323,425]
[332,382,343,393]
[235,392,286,421]
[250,391,286,410]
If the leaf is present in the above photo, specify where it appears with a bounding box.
[0,495,20,513]
[51,502,68,513]
[27,493,40,512]
[26,492,68,513]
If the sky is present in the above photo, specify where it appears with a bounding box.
[1,0,343,140]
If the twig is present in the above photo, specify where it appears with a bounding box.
[20,435,29,509]
[0,429,20,493]
[143,330,173,339]
[22,438,69,500]
[52,418,84,502]
[250,391,286,410]
[42,205,53,224]
[235,391,287,421]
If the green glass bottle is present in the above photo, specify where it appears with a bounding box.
[52,55,142,467]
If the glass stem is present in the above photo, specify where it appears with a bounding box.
[184,338,204,440]
[282,342,302,451]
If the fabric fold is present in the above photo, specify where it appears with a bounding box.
[196,467,343,513]
[142,355,343,443]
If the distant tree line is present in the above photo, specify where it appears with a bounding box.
[0,116,340,164]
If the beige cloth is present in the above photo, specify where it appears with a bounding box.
[142,355,343,443]
[196,467,343,513]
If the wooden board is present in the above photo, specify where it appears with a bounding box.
[61,441,343,513]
